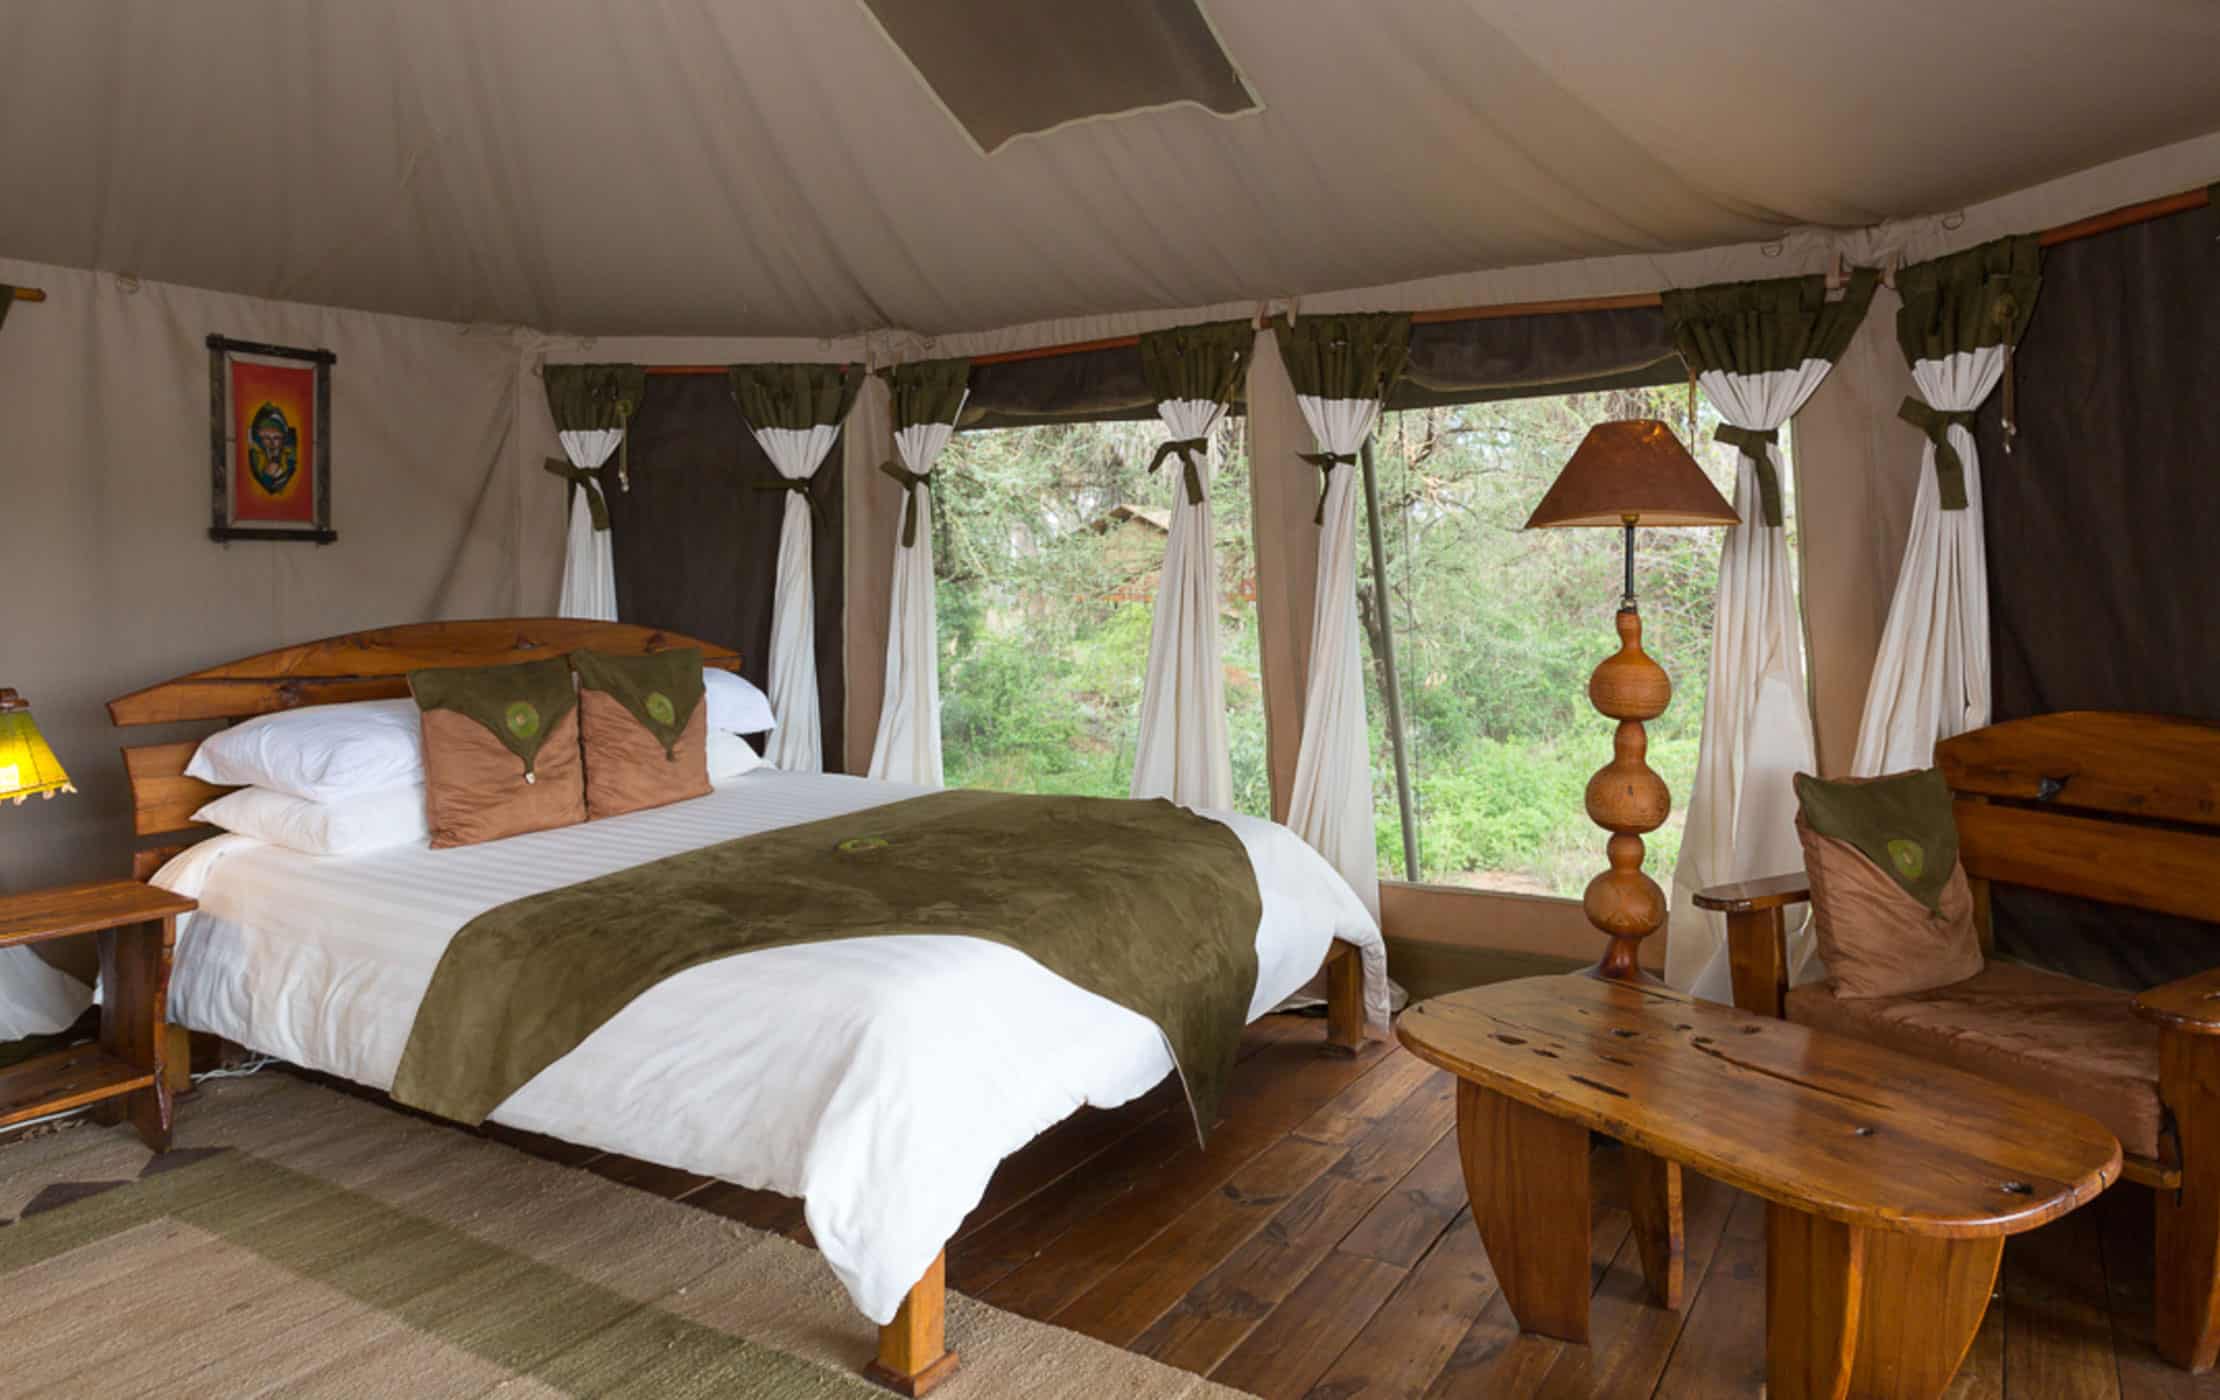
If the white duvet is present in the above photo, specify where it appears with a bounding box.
[154,770,1388,1323]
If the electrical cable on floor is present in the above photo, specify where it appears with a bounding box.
[194,1054,276,1082]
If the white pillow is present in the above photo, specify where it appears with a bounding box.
[704,668,777,736]
[193,783,430,857]
[185,698,425,802]
[707,728,772,783]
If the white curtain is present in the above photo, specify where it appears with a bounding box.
[1666,365,1830,998]
[553,427,622,621]
[1130,397,1233,810]
[753,423,844,772]
[867,409,961,785]
[1286,394,1383,919]
[1850,346,2004,775]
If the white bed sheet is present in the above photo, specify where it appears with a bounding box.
[155,770,1388,1323]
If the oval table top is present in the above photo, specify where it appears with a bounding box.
[1397,974,2120,1239]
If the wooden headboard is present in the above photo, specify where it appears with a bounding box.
[109,619,742,871]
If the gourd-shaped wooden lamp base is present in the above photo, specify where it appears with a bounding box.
[1582,607,1671,981]
[1522,420,1738,982]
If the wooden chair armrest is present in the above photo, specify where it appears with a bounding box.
[2135,967,2220,1035]
[1690,874,1809,1020]
[1691,873,1812,914]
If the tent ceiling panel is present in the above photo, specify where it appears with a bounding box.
[1,1,2214,340]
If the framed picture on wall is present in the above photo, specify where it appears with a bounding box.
[207,334,336,543]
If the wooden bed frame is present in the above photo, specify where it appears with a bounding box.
[108,617,1371,1396]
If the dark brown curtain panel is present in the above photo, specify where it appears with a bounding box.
[1974,196,2220,988]
[606,374,846,767]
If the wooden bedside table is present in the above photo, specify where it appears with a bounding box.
[0,880,194,1152]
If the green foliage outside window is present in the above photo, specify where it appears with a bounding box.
[931,386,1781,899]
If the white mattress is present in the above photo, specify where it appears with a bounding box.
[155,770,1388,1323]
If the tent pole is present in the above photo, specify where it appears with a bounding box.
[1360,438,1421,882]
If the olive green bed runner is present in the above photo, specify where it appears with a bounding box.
[391,789,1262,1141]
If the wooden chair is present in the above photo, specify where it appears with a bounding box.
[1694,711,2220,1372]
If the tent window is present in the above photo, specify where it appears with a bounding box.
[933,414,1270,816]
[1357,387,1763,893]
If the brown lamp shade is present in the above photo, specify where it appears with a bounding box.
[1524,419,1740,530]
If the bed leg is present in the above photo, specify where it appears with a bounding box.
[864,1251,958,1397]
[1325,940,1367,1058]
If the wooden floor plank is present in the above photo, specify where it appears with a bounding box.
[2003,1201,2126,1400]
[289,1010,2200,1400]
[1335,1128,1468,1269]
[1529,1164,1738,1400]
[2093,1184,2220,1400]
[1208,1249,1408,1398]
[1052,1132,1347,1345]
[1651,1191,1765,1400]
[1130,1072,1456,1375]
[1299,1204,1499,1399]
[950,1082,1181,1242]
[680,1179,806,1236]
[968,1035,1395,1313]
[1290,1047,1435,1148]
[1424,1176,1634,1398]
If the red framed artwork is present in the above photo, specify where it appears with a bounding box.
[208,335,336,542]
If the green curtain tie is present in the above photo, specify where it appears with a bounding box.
[878,459,932,549]
[1712,425,1783,526]
[1297,450,1357,526]
[542,457,610,531]
[1149,437,1211,506]
[1897,398,1978,510]
[754,475,827,530]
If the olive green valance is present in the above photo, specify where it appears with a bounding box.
[1273,313,1411,403]
[1139,320,1252,408]
[1894,234,2042,366]
[543,364,645,434]
[1390,304,1679,411]
[878,357,972,431]
[728,362,863,432]
[1663,268,1879,376]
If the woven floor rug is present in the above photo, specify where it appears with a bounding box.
[0,1073,1248,1399]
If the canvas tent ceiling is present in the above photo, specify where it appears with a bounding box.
[3,1,2217,340]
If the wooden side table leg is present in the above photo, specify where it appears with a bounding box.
[1625,1147,1684,1308]
[1458,1080,1593,1343]
[1767,1203,2000,1400]
[97,916,174,1153]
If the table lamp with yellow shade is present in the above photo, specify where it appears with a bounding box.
[0,689,76,804]
[1525,420,1738,981]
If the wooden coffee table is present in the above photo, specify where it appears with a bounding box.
[1398,975,2120,1399]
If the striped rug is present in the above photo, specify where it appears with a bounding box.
[0,1074,1248,1398]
